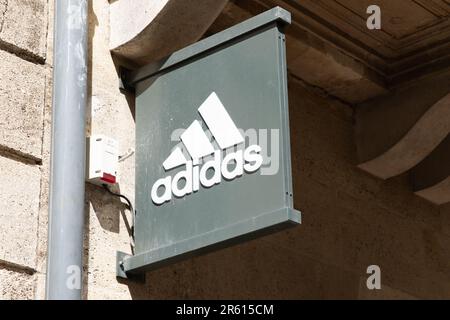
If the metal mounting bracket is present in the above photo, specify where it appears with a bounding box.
[116,251,146,283]
[118,67,135,94]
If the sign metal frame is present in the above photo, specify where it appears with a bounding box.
[117,7,300,279]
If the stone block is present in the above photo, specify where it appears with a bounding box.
[0,49,46,160]
[0,0,48,60]
[0,268,35,299]
[0,155,40,269]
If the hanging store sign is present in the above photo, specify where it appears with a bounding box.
[117,7,300,279]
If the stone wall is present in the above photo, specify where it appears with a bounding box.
[0,0,51,299]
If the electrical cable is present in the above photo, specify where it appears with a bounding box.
[103,184,136,252]
[118,148,135,163]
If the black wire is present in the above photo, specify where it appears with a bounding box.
[102,184,136,247]
[102,184,134,215]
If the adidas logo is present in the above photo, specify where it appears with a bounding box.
[151,92,263,205]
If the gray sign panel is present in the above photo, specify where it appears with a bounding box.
[117,7,300,278]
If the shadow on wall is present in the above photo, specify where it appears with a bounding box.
[86,183,133,234]
[83,183,134,300]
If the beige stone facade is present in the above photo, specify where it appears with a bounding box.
[0,0,50,300]
[0,0,449,299]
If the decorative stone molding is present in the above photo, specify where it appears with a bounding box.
[412,136,450,205]
[355,72,450,204]
[109,0,228,65]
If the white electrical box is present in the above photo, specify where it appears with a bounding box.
[86,135,119,185]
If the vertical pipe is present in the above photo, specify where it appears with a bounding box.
[46,0,88,300]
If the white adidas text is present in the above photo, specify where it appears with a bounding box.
[151,145,263,205]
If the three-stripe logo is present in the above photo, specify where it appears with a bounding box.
[151,92,263,205]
